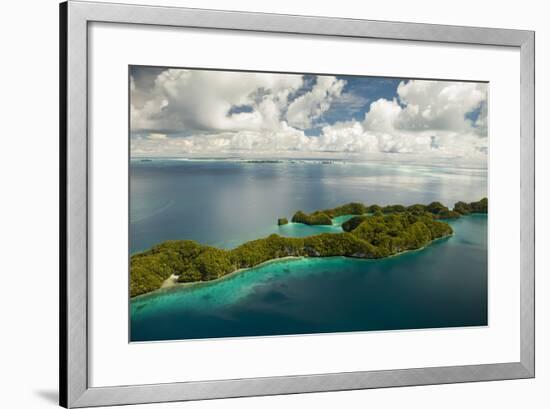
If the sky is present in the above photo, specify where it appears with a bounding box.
[130,66,488,167]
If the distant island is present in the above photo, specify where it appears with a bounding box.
[286,199,487,226]
[130,198,487,298]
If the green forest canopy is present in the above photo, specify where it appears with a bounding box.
[130,198,487,297]
[287,198,488,226]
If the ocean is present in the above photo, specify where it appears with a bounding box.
[129,158,488,341]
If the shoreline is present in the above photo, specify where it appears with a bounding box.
[135,256,304,300]
[132,233,454,300]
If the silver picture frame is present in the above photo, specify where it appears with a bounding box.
[60,1,535,407]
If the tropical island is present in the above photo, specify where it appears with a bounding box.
[130,198,487,298]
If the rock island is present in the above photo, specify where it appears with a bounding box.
[130,198,487,297]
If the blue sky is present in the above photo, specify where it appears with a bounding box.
[130,67,488,165]
[303,75,403,136]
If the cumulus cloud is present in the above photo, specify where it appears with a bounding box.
[286,76,345,129]
[395,80,486,132]
[313,80,488,162]
[131,68,304,133]
[131,68,488,166]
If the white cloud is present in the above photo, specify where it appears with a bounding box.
[474,100,488,136]
[314,80,488,160]
[394,80,486,132]
[131,70,488,166]
[132,125,312,156]
[285,76,345,129]
[363,98,402,132]
[147,133,167,140]
[281,80,488,161]
[131,69,304,133]
[316,121,378,153]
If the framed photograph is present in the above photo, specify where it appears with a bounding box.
[60,1,534,407]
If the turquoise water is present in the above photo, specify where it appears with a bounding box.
[130,213,487,341]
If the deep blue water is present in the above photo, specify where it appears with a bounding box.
[130,159,487,342]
